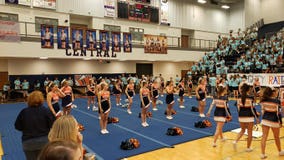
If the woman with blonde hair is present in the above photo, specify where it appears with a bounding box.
[48,115,83,153]
[195,77,207,117]
[98,82,111,134]
[46,81,65,117]
[15,91,55,160]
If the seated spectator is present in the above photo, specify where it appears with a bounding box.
[15,91,55,160]
[37,140,82,160]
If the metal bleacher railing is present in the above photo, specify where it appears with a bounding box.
[18,21,217,51]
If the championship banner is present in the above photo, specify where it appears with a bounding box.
[144,34,167,54]
[33,0,56,9]
[86,30,96,51]
[0,20,20,42]
[19,0,31,6]
[112,32,121,52]
[72,28,83,50]
[41,25,54,48]
[104,0,116,17]
[227,73,284,87]
[123,32,132,52]
[160,0,170,25]
[99,30,110,51]
[74,74,93,87]
[57,26,69,49]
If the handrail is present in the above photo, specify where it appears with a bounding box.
[14,21,217,50]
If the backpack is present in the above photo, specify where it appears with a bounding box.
[120,138,140,150]
[166,127,183,136]
[191,106,199,112]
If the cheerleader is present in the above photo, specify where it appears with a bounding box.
[233,83,258,152]
[195,77,207,117]
[86,79,97,111]
[187,76,193,98]
[253,77,261,104]
[206,86,230,147]
[60,79,74,115]
[140,81,151,127]
[159,74,165,97]
[165,81,175,120]
[46,82,65,117]
[113,79,123,106]
[125,79,135,114]
[151,80,159,111]
[98,82,111,134]
[178,78,185,108]
[260,87,284,159]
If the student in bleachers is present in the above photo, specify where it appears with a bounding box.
[14,77,21,90]
[15,91,55,160]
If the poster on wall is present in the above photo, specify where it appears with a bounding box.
[74,74,93,87]
[0,20,20,42]
[123,33,132,52]
[104,0,116,17]
[72,28,83,50]
[33,0,56,9]
[144,34,167,54]
[99,30,109,51]
[112,32,121,52]
[86,30,96,50]
[18,0,31,6]
[160,0,169,25]
[41,25,54,48]
[57,26,69,49]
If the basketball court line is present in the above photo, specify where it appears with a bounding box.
[73,108,174,148]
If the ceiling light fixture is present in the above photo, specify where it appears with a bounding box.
[221,4,230,9]
[197,0,207,4]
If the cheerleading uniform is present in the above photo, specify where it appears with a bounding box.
[141,88,150,108]
[61,86,73,107]
[51,92,60,113]
[178,82,185,97]
[166,87,174,104]
[188,80,193,89]
[127,84,135,98]
[212,96,229,122]
[87,83,96,96]
[254,81,261,94]
[261,98,282,128]
[152,84,159,99]
[99,91,110,114]
[113,84,122,95]
[237,95,256,123]
[196,87,206,101]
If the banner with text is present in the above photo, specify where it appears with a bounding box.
[160,0,169,25]
[144,34,167,54]
[0,20,20,42]
[227,73,284,87]
[104,0,116,17]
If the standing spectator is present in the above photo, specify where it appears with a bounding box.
[14,77,21,90]
[34,80,41,90]
[67,76,74,87]
[2,82,10,102]
[15,91,55,160]
[22,79,29,99]
[44,77,50,88]
[53,77,60,88]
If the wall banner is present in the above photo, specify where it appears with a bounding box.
[144,34,167,54]
[0,20,20,42]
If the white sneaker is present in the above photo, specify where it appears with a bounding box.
[93,106,98,111]
[98,116,101,120]
[200,114,205,117]
[87,106,90,110]
[142,123,147,127]
[145,122,149,126]
[232,141,237,150]
[161,95,164,97]
[127,109,132,114]
[179,105,185,109]
[116,103,119,106]
[189,96,192,98]
[279,150,284,156]
[71,104,77,108]
[104,129,109,134]
[119,103,122,106]
[221,137,227,142]
[101,130,106,134]
[260,154,267,159]
[166,116,173,120]
[212,143,217,147]
[153,108,158,111]
[246,148,253,152]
